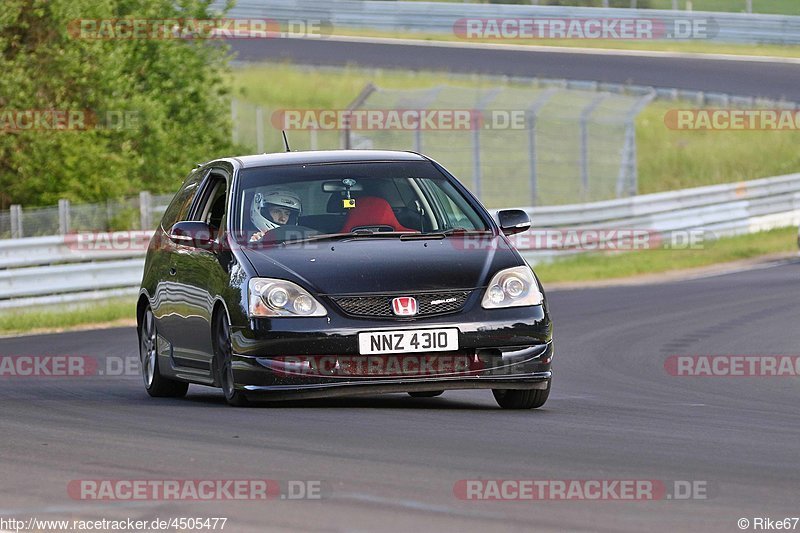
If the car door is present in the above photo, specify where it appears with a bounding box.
[151,167,208,359]
[167,168,233,372]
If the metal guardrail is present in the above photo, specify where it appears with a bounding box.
[1,174,799,308]
[0,259,145,300]
[0,232,153,269]
[0,231,153,309]
[221,1,800,45]
[517,172,800,263]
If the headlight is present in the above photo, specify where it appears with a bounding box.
[249,278,327,317]
[481,266,543,309]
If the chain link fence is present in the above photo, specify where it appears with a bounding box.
[3,74,793,239]
[0,193,173,239]
[234,83,653,207]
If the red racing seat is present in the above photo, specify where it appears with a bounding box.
[339,196,415,233]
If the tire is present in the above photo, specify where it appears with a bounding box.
[213,311,250,407]
[492,380,550,410]
[408,391,444,398]
[138,306,189,398]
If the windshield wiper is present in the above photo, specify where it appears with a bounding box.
[442,228,492,236]
[264,228,492,246]
[279,231,417,245]
[400,228,492,240]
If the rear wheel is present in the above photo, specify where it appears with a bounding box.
[492,380,550,409]
[138,306,188,398]
[408,391,444,398]
[214,311,250,407]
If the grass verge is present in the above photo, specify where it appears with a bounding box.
[0,297,136,336]
[533,226,797,283]
[635,0,799,15]
[637,101,800,194]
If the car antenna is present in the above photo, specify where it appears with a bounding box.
[281,130,291,152]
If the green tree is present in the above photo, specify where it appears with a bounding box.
[0,0,235,207]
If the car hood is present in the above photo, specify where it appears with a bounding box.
[240,235,523,295]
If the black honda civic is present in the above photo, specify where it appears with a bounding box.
[138,150,553,408]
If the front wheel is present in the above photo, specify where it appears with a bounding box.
[138,306,189,398]
[214,312,250,407]
[492,380,550,409]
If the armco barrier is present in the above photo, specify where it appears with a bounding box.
[0,232,152,309]
[519,173,800,263]
[221,1,800,45]
[1,173,799,308]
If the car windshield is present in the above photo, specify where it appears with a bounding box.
[235,160,491,244]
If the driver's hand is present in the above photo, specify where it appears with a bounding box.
[249,231,264,242]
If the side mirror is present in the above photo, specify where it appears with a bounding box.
[496,209,531,236]
[169,221,214,249]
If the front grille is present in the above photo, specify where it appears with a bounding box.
[330,291,472,318]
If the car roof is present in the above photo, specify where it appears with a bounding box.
[229,150,427,169]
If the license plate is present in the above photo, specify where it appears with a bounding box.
[358,328,459,355]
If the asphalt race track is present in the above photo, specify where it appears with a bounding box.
[2,261,799,532]
[229,37,800,101]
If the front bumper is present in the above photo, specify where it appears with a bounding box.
[229,306,553,399]
[241,373,551,401]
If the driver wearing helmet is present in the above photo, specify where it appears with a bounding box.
[249,188,302,242]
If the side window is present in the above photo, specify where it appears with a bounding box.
[192,173,228,236]
[160,169,205,230]
[424,179,481,230]
[205,185,227,231]
[436,190,472,228]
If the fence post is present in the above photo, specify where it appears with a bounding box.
[231,98,239,146]
[745,0,752,13]
[617,91,656,198]
[471,87,503,202]
[256,106,265,153]
[471,127,481,201]
[58,199,71,235]
[310,128,318,150]
[413,128,422,153]
[139,191,152,230]
[341,83,377,149]
[411,86,444,154]
[10,205,22,239]
[106,199,113,230]
[341,115,351,150]
[579,95,607,202]
[527,87,558,206]
[617,123,638,199]
[672,0,679,9]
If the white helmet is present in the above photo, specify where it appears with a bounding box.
[251,188,302,233]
